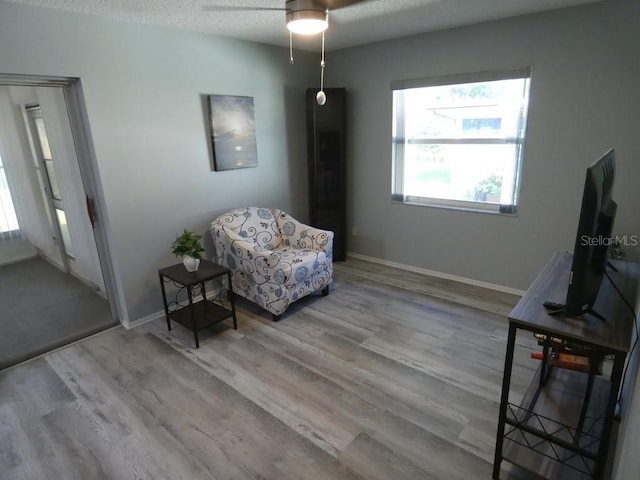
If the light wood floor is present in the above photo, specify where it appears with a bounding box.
[0,258,539,479]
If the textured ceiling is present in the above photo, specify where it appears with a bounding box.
[5,0,601,51]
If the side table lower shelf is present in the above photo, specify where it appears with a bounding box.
[167,299,235,336]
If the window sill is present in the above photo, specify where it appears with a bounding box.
[391,197,518,216]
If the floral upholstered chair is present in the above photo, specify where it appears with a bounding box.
[210,207,333,320]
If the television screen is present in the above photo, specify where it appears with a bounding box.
[564,148,617,319]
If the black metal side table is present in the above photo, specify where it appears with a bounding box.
[159,259,237,348]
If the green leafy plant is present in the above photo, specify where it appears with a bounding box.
[171,229,205,259]
[472,174,502,201]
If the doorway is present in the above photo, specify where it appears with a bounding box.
[0,74,120,369]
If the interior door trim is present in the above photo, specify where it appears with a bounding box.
[0,73,125,326]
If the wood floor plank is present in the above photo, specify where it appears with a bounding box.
[339,433,436,480]
[335,259,520,317]
[150,324,359,458]
[0,359,85,479]
[0,258,540,480]
[205,314,494,456]
[269,321,494,432]
[0,402,42,479]
[185,325,495,480]
[0,358,75,414]
[46,342,220,480]
[81,328,364,480]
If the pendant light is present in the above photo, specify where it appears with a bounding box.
[316,31,327,105]
[286,0,329,35]
[285,1,329,106]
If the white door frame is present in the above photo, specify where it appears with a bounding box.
[0,73,125,325]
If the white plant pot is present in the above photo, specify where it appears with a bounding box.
[183,255,200,272]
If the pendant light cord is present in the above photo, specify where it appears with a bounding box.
[289,31,294,64]
[320,31,325,91]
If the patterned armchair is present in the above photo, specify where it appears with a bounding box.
[210,207,333,320]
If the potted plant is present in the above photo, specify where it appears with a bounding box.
[171,229,205,272]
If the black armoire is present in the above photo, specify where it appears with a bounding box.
[306,88,347,261]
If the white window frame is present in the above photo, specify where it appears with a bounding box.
[0,152,21,238]
[391,67,532,215]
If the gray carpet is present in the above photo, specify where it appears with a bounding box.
[0,257,116,370]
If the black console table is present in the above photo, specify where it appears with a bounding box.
[159,259,237,348]
[493,252,638,479]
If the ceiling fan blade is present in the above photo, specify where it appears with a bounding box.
[202,6,286,12]
[324,0,373,10]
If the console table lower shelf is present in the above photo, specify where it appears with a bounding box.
[503,365,610,480]
[493,252,637,480]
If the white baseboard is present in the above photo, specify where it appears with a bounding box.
[0,239,37,266]
[125,310,164,330]
[346,252,525,297]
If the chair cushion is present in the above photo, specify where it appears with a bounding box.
[276,247,328,286]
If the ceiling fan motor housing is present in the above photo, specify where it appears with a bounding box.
[286,0,329,28]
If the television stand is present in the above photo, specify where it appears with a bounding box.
[493,252,638,479]
[585,308,608,323]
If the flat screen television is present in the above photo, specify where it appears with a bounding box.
[563,148,617,319]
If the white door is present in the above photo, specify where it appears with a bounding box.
[25,104,71,271]
[24,88,106,293]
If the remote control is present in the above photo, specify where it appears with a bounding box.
[543,300,565,310]
[543,300,565,315]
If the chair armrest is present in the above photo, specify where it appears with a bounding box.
[278,214,334,260]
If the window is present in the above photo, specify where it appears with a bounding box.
[392,68,531,214]
[0,152,20,239]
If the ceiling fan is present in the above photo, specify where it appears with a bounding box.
[203,0,372,105]
[203,0,368,33]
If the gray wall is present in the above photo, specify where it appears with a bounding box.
[0,1,316,322]
[329,0,640,291]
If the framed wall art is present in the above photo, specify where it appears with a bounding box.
[207,94,258,171]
